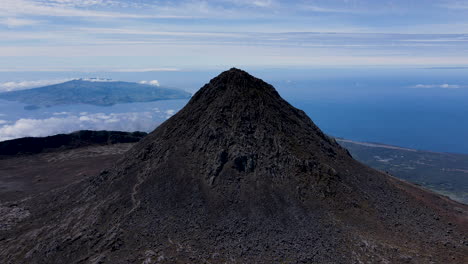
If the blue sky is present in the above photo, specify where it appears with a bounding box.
[1,0,468,71]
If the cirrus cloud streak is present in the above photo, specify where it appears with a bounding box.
[411,84,465,89]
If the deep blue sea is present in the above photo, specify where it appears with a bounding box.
[1,67,467,154]
[265,68,468,154]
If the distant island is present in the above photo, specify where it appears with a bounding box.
[0,79,191,109]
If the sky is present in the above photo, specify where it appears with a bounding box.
[1,0,468,71]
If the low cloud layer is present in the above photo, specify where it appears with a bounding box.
[411,84,464,89]
[0,111,171,142]
[139,80,160,86]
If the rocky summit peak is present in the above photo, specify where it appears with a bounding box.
[146,68,333,162]
[214,67,257,84]
[188,68,280,107]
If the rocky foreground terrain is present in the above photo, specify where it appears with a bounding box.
[0,69,467,263]
[0,143,134,203]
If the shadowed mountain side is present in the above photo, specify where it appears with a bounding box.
[0,69,467,263]
[0,130,147,157]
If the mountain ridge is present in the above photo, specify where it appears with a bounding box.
[0,130,147,157]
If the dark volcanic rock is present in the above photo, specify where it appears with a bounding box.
[1,68,467,263]
[0,143,135,202]
[0,130,147,157]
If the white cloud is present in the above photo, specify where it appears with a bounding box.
[440,84,461,89]
[0,79,74,92]
[439,1,468,10]
[0,68,181,73]
[412,84,463,89]
[0,0,282,21]
[139,80,160,86]
[0,0,190,19]
[149,80,160,86]
[0,17,42,27]
[221,0,275,7]
[77,27,244,37]
[41,0,112,8]
[400,35,468,42]
[302,5,351,13]
[0,112,157,142]
[81,78,114,82]
[0,120,8,125]
[252,0,275,8]
[165,109,176,119]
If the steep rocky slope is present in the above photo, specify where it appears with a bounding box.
[0,69,467,263]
